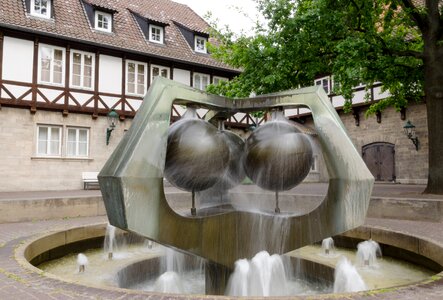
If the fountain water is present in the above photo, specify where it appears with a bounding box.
[154,271,184,293]
[333,257,366,293]
[321,237,335,256]
[77,253,88,273]
[357,240,382,267]
[104,224,117,259]
[226,251,289,297]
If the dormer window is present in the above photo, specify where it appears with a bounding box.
[30,0,52,19]
[149,24,164,44]
[95,11,112,32]
[195,36,207,53]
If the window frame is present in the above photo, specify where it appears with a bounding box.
[194,36,207,53]
[193,72,210,90]
[148,24,164,44]
[36,124,62,157]
[38,44,66,86]
[70,50,95,90]
[150,64,170,84]
[66,127,90,158]
[126,60,148,96]
[315,76,331,95]
[94,10,112,33]
[30,0,52,19]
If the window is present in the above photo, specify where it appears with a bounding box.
[194,36,207,53]
[213,76,228,85]
[315,76,330,94]
[151,65,169,83]
[30,0,51,19]
[37,125,61,156]
[149,24,164,44]
[71,50,94,89]
[193,73,209,90]
[127,61,147,95]
[39,44,65,85]
[95,11,112,32]
[66,128,89,157]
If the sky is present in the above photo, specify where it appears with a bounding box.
[173,0,261,35]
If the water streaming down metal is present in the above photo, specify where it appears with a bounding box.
[164,107,230,192]
[98,77,374,274]
[244,110,313,192]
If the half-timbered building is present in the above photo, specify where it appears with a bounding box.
[0,0,240,191]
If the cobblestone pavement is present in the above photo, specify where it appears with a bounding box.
[0,185,443,299]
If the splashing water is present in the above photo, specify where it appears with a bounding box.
[77,253,88,273]
[333,258,366,293]
[153,271,185,293]
[321,237,335,255]
[226,251,289,296]
[356,240,382,267]
[103,223,117,259]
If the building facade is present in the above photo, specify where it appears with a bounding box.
[0,0,240,191]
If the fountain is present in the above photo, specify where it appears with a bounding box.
[104,223,117,259]
[333,258,366,293]
[322,237,335,256]
[77,253,88,273]
[98,77,375,294]
[357,240,382,267]
[226,251,289,296]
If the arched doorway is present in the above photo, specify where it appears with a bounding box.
[362,142,396,182]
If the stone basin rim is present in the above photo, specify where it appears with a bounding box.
[14,223,443,299]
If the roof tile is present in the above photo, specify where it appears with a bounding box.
[0,0,237,72]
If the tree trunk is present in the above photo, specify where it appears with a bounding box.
[423,45,443,194]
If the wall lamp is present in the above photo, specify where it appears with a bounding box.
[403,120,419,151]
[106,109,119,145]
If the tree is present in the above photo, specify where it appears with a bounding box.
[208,0,443,194]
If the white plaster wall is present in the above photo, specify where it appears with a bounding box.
[332,95,346,107]
[2,36,33,82]
[0,107,131,191]
[373,86,391,100]
[352,89,368,104]
[99,55,122,94]
[173,68,190,86]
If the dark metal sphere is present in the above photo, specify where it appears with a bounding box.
[211,130,246,191]
[244,121,313,191]
[164,118,230,192]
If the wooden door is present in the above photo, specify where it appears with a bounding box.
[362,143,395,181]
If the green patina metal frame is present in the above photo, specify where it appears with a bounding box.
[98,77,374,268]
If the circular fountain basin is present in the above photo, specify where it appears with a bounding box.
[18,223,443,298]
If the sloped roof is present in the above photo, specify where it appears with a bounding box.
[0,0,238,72]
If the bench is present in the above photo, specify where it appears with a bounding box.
[82,172,99,190]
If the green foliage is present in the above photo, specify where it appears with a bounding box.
[207,0,427,114]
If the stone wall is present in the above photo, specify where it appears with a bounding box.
[0,107,132,191]
[304,102,428,184]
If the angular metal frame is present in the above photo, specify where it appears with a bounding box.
[99,77,374,268]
